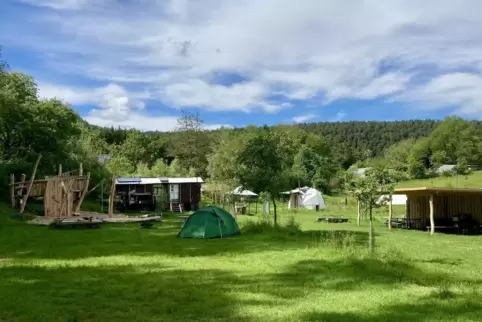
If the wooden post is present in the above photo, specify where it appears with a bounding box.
[20,154,42,214]
[388,195,393,230]
[58,164,62,176]
[9,174,15,208]
[356,199,361,226]
[79,163,83,176]
[429,194,435,235]
[75,172,90,213]
[108,175,116,217]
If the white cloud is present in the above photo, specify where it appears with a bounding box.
[38,83,231,131]
[330,111,347,122]
[293,114,316,123]
[393,72,482,115]
[6,0,482,122]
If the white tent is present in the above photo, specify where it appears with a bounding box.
[376,194,407,205]
[287,187,326,210]
[301,188,326,210]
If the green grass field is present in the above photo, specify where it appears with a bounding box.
[1,173,482,321]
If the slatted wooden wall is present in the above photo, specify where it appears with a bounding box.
[406,194,482,228]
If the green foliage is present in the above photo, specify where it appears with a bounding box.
[345,167,396,254]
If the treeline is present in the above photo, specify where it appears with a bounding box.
[2,47,482,202]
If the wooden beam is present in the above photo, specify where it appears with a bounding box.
[79,163,83,176]
[108,175,116,217]
[74,172,91,214]
[9,174,15,208]
[58,164,62,176]
[19,154,42,214]
[356,199,361,226]
[429,194,435,235]
[388,195,393,230]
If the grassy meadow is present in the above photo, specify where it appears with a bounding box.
[1,173,482,321]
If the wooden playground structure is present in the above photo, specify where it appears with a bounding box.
[9,155,115,218]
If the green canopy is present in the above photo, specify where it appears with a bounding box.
[177,206,241,239]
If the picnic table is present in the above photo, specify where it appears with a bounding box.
[317,217,349,223]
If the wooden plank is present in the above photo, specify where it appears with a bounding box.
[429,194,435,235]
[388,195,393,230]
[19,154,42,214]
[74,172,90,213]
[108,175,116,218]
[9,174,15,208]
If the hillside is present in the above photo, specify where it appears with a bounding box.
[396,171,482,189]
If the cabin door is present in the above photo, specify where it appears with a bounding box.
[169,184,180,201]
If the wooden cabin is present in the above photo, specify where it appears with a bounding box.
[115,177,203,212]
[391,187,482,235]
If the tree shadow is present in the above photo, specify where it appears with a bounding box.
[0,265,257,322]
[301,293,482,321]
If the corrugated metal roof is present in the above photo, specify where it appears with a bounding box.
[168,177,204,183]
[115,177,204,185]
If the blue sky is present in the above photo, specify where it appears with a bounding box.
[2,0,482,131]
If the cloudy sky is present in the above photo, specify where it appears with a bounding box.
[1,0,482,131]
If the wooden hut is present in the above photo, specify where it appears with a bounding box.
[115,177,203,213]
[391,187,482,235]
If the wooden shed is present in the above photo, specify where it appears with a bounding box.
[391,187,482,235]
[115,177,203,213]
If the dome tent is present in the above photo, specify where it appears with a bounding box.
[177,206,241,239]
[301,188,326,210]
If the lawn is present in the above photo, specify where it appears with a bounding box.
[1,198,482,322]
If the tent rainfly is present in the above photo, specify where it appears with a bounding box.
[177,206,240,239]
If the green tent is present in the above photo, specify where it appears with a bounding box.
[177,206,241,239]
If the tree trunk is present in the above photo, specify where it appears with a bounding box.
[369,206,375,255]
[272,197,277,226]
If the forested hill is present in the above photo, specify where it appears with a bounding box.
[299,120,441,161]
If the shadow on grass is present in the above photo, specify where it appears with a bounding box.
[301,293,482,322]
[0,265,256,322]
[270,257,479,295]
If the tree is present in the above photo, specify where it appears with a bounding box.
[384,138,416,172]
[407,137,431,179]
[428,116,482,164]
[235,126,290,225]
[206,128,243,186]
[169,110,210,177]
[345,167,396,255]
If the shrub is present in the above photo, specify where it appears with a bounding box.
[241,215,302,236]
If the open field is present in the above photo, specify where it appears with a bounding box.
[1,196,482,322]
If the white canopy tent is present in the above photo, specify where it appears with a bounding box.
[232,186,258,197]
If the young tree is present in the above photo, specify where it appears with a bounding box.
[345,167,396,255]
[169,110,210,177]
[235,126,290,225]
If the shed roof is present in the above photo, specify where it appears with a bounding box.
[115,177,204,185]
[393,187,482,196]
